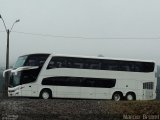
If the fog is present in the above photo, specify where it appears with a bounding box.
[0,0,160,67]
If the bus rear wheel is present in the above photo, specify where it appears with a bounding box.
[112,92,123,101]
[40,89,52,99]
[126,93,136,101]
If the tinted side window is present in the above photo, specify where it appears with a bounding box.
[42,77,116,88]
[25,55,48,67]
[102,60,154,72]
[84,59,101,69]
[101,60,119,71]
[142,62,154,72]
[119,61,134,71]
[66,57,84,68]
[20,68,40,84]
[42,77,81,86]
[47,57,67,69]
[94,79,116,88]
[134,62,154,72]
[47,57,154,72]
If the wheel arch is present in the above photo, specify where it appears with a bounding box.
[39,88,52,98]
[112,91,124,96]
[125,91,136,100]
[112,91,124,100]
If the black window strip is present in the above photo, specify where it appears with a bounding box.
[47,56,154,73]
[42,77,116,88]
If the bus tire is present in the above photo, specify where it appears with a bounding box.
[40,89,52,99]
[112,92,123,101]
[126,92,136,101]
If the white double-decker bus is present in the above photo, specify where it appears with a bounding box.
[4,53,157,101]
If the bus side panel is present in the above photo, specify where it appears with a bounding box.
[56,86,81,98]
[95,88,112,99]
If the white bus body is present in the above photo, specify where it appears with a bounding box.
[5,53,157,101]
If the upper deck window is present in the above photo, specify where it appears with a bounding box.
[13,54,49,69]
[25,56,48,67]
[47,56,155,73]
[13,56,28,69]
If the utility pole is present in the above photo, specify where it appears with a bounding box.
[4,29,10,98]
[6,29,9,70]
[0,14,20,97]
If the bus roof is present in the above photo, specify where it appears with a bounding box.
[18,53,155,63]
[19,53,50,57]
[51,53,155,63]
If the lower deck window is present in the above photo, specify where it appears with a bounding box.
[42,77,116,88]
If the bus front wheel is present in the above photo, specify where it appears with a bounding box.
[112,92,123,101]
[40,89,52,99]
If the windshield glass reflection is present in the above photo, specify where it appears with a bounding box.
[13,56,28,69]
[10,72,21,87]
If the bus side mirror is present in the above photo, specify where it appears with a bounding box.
[13,70,18,76]
[3,69,12,77]
[11,66,39,76]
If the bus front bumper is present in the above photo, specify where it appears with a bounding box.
[8,87,21,97]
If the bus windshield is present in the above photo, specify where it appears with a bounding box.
[10,67,41,87]
[13,56,28,69]
[10,72,21,87]
[13,54,50,69]
[10,54,50,87]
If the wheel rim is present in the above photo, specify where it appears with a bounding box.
[127,94,133,100]
[114,94,121,101]
[42,92,49,99]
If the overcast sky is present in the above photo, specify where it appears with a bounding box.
[0,0,160,67]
